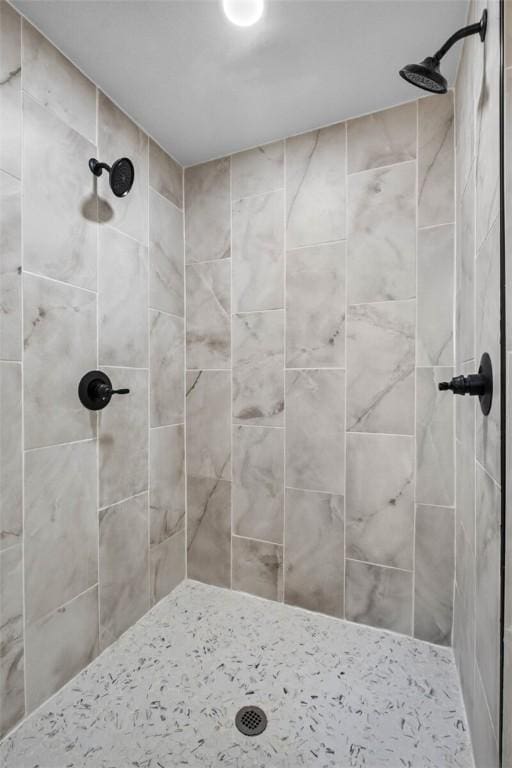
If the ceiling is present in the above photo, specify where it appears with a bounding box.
[11,0,469,166]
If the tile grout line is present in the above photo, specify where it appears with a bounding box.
[182,162,188,584]
[282,136,287,605]
[20,13,27,719]
[146,135,151,609]
[95,81,101,653]
[343,119,348,621]
[230,153,234,590]
[412,95,419,640]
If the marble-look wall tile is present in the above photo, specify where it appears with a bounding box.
[455,33,476,200]
[150,425,185,545]
[99,367,148,508]
[0,363,22,551]
[25,586,99,712]
[232,425,284,544]
[186,370,231,480]
[99,493,149,650]
[0,171,21,361]
[25,440,97,624]
[286,123,346,249]
[185,158,230,263]
[416,367,454,507]
[286,369,344,493]
[453,524,475,722]
[233,311,284,426]
[286,242,345,368]
[98,92,148,244]
[418,92,454,228]
[346,433,414,570]
[0,544,24,738]
[187,475,231,588]
[232,189,284,312]
[284,488,344,617]
[456,169,475,365]
[232,536,283,602]
[23,93,97,289]
[150,310,184,427]
[99,226,148,368]
[456,417,476,548]
[472,664,500,768]
[149,188,184,316]
[414,505,454,646]
[22,21,96,141]
[0,0,21,178]
[232,141,284,199]
[475,462,501,735]
[417,224,454,366]
[347,161,415,304]
[347,300,415,435]
[23,274,97,449]
[150,528,185,605]
[345,559,412,635]
[149,139,183,209]
[347,102,416,173]
[186,260,230,369]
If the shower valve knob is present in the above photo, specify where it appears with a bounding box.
[438,352,493,416]
[78,370,130,411]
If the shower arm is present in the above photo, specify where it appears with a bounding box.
[433,9,487,63]
[89,158,111,177]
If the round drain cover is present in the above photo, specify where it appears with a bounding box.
[235,705,267,736]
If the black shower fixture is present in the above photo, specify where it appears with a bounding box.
[78,370,130,410]
[399,9,487,93]
[89,157,134,197]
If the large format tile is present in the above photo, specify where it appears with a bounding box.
[0,544,24,738]
[456,170,475,365]
[232,536,283,602]
[149,139,182,209]
[286,369,345,493]
[346,433,414,570]
[99,367,148,508]
[285,488,344,617]
[150,425,185,545]
[186,370,231,480]
[0,171,21,361]
[99,226,148,368]
[149,188,184,316]
[286,123,346,249]
[231,140,284,199]
[418,92,454,228]
[286,242,345,368]
[232,189,284,312]
[23,93,97,289]
[187,475,231,588]
[25,586,99,712]
[98,92,148,245]
[347,161,415,304]
[416,367,454,507]
[347,300,415,435]
[150,310,184,427]
[347,102,416,174]
[0,363,22,551]
[414,505,454,646]
[417,224,454,366]
[0,0,21,178]
[23,274,97,449]
[345,559,413,635]
[186,260,230,369]
[25,440,97,624]
[232,425,284,544]
[150,529,185,605]
[471,664,499,768]
[185,158,230,263]
[22,21,96,141]
[99,494,149,650]
[455,32,476,199]
[233,311,284,426]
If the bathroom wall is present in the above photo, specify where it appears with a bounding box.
[452,1,501,766]
[184,94,456,641]
[0,1,185,737]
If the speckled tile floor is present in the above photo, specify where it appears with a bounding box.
[0,580,473,768]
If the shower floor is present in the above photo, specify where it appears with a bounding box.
[1,580,472,768]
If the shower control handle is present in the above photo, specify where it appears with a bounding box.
[78,370,130,411]
[438,352,493,416]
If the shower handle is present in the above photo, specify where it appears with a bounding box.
[438,352,492,415]
[78,370,130,410]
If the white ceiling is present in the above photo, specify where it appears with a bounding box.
[11,0,469,166]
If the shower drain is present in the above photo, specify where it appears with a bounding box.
[235,706,268,736]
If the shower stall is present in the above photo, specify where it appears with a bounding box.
[0,0,510,765]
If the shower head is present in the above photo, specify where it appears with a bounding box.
[399,57,447,94]
[399,9,487,94]
[89,157,135,197]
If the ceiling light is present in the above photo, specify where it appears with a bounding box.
[222,0,264,27]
